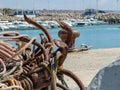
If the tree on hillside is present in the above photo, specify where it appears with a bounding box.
[3,8,14,15]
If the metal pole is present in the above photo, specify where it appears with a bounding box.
[96,0,98,11]
[48,0,50,10]
[116,0,119,11]
[82,0,84,10]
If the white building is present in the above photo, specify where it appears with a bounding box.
[14,9,36,17]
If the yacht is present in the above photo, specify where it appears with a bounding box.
[87,18,107,25]
[0,23,9,31]
[13,21,37,30]
[38,21,51,29]
[5,22,17,30]
[76,19,90,26]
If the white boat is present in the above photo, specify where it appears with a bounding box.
[46,21,59,28]
[76,19,90,26]
[87,18,107,25]
[75,18,107,26]
[38,21,51,29]
[13,21,37,30]
[5,22,17,30]
[0,23,9,31]
[68,19,78,26]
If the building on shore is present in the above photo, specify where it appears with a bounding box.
[13,9,37,17]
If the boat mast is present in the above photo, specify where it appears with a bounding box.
[116,0,119,11]
[33,0,35,15]
[48,0,50,10]
[96,0,98,12]
[82,0,84,10]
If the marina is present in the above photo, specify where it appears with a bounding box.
[0,23,119,49]
[0,0,120,90]
[0,16,119,50]
[0,15,120,90]
[0,17,107,30]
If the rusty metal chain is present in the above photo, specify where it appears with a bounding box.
[0,15,85,90]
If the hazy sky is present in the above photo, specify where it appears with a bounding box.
[0,0,119,10]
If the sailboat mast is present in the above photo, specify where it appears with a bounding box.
[96,0,98,12]
[82,0,84,10]
[116,0,119,11]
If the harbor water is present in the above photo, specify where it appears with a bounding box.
[1,24,120,49]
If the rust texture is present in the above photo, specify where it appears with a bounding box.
[0,15,85,90]
[58,21,80,50]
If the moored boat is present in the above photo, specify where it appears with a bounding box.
[0,23,9,31]
[13,21,38,30]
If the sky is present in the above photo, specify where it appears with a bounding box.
[0,0,120,11]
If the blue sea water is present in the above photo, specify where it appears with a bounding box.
[1,24,120,49]
[73,24,120,49]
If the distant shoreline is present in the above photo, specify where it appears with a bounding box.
[0,12,120,24]
[0,8,120,24]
